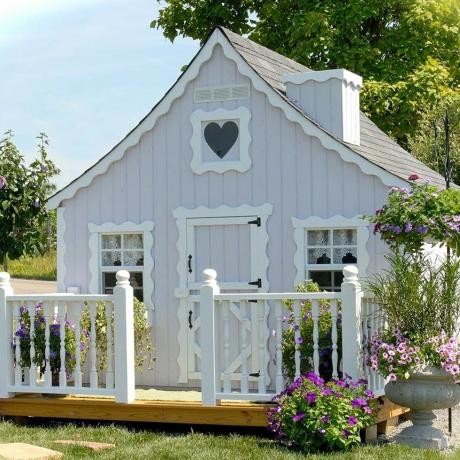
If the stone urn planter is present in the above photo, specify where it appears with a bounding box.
[385,367,460,449]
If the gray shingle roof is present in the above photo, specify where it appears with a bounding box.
[220,27,447,188]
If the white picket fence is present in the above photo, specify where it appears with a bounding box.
[0,270,135,403]
[200,265,386,406]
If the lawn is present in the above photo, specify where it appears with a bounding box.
[7,251,56,281]
[0,421,457,459]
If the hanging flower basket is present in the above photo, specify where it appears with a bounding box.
[368,175,460,255]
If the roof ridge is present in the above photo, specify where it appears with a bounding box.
[219,27,310,73]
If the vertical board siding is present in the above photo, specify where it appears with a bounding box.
[62,45,390,386]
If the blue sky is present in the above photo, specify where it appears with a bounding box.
[0,0,199,188]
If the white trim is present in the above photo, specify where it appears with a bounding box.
[282,69,363,89]
[190,107,251,174]
[292,215,370,288]
[47,28,406,210]
[56,207,66,292]
[173,203,272,383]
[88,221,154,312]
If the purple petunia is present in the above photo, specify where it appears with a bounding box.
[416,225,428,235]
[292,412,305,422]
[306,372,324,386]
[348,416,358,426]
[306,392,317,405]
[320,415,330,424]
[0,176,6,190]
[351,398,367,408]
[295,336,303,345]
[343,429,350,438]
[404,222,413,233]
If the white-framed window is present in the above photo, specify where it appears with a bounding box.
[100,233,145,300]
[292,216,369,291]
[88,222,154,310]
[190,107,251,174]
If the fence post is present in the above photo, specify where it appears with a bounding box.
[340,265,363,380]
[200,269,220,406]
[0,272,13,398]
[113,270,135,403]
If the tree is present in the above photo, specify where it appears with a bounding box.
[409,96,460,186]
[0,132,60,271]
[151,0,460,148]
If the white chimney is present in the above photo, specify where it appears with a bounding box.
[282,69,362,146]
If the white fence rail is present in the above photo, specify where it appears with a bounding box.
[200,266,386,406]
[0,270,135,403]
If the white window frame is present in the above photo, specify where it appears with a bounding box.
[190,107,252,174]
[88,221,154,311]
[292,216,370,289]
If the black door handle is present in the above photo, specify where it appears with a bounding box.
[188,254,193,274]
[188,310,193,329]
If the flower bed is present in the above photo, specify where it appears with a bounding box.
[268,373,377,452]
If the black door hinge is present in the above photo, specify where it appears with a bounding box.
[248,278,262,288]
[249,371,260,377]
[188,254,193,274]
[247,217,261,227]
[188,310,193,329]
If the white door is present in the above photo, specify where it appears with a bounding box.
[185,216,266,381]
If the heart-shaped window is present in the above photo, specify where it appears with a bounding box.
[204,121,239,158]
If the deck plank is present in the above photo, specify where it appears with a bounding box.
[0,394,406,428]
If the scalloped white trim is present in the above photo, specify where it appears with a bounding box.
[291,215,370,288]
[88,221,154,312]
[282,69,363,90]
[47,29,405,210]
[56,207,66,292]
[190,107,252,174]
[173,203,272,383]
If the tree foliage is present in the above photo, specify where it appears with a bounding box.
[151,0,460,148]
[409,96,460,186]
[0,132,59,270]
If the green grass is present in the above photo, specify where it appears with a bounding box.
[0,421,457,459]
[7,251,57,281]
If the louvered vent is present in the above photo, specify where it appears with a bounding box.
[194,85,250,103]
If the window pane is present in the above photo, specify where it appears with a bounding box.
[102,251,122,266]
[333,247,358,264]
[123,250,144,266]
[308,248,331,264]
[332,271,344,288]
[102,234,121,250]
[333,229,356,246]
[102,272,117,294]
[309,271,332,289]
[307,230,329,246]
[102,271,143,301]
[124,234,143,249]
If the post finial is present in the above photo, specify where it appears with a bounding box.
[343,265,359,282]
[116,270,130,286]
[0,272,11,287]
[202,268,217,286]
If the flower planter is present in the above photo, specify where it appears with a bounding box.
[384,367,460,449]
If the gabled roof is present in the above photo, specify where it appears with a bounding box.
[220,27,446,188]
[47,27,447,209]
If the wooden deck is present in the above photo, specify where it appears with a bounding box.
[0,393,407,428]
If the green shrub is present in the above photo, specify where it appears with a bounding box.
[282,281,342,382]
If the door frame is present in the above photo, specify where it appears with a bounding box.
[173,203,273,383]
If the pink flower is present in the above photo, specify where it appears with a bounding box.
[0,176,6,190]
[388,373,397,381]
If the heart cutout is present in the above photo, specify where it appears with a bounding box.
[204,121,239,158]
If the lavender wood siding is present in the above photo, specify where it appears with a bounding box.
[60,44,390,387]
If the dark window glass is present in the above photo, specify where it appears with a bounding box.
[309,270,344,292]
[102,271,144,301]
